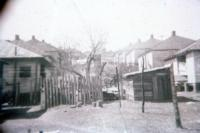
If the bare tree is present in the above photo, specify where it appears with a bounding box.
[85,33,106,102]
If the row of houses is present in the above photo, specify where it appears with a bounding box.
[117,31,200,101]
[0,35,113,105]
[0,35,74,105]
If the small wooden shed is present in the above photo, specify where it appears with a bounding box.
[124,66,172,101]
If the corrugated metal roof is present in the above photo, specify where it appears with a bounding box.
[124,65,170,78]
[0,40,42,58]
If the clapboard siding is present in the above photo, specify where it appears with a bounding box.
[127,67,172,101]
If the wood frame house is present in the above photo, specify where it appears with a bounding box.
[10,35,65,77]
[137,31,194,72]
[0,40,51,105]
[165,39,200,92]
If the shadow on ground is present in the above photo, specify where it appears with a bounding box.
[0,105,46,124]
[177,96,199,102]
[149,96,200,103]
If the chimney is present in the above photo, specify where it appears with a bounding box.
[42,40,45,43]
[172,30,176,36]
[150,34,154,39]
[32,35,36,40]
[15,34,20,40]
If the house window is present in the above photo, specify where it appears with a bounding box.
[19,66,31,78]
[40,65,46,77]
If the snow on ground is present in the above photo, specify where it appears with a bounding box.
[1,100,200,133]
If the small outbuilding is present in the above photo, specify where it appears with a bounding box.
[124,66,172,101]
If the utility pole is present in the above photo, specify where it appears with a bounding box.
[141,57,145,113]
[116,67,121,108]
[170,64,182,128]
[13,47,17,105]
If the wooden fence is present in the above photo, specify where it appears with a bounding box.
[40,76,103,110]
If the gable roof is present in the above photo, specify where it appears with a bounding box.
[141,31,195,59]
[0,40,43,58]
[11,36,58,56]
[126,40,142,55]
[153,35,194,51]
[135,35,160,58]
[176,39,200,56]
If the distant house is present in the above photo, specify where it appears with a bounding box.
[114,49,125,65]
[0,40,51,105]
[127,35,160,71]
[125,40,142,71]
[165,39,200,92]
[138,31,194,71]
[101,50,115,65]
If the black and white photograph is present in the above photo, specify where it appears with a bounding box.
[0,0,200,132]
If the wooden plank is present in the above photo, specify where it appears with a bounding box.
[47,79,51,108]
[50,78,53,107]
[83,78,86,105]
[54,77,57,106]
[67,76,70,104]
[54,77,58,106]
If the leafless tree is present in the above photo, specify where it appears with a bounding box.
[85,33,106,102]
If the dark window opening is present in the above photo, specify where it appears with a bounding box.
[187,84,193,92]
[40,65,46,77]
[19,66,31,78]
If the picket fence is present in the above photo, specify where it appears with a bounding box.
[40,76,103,109]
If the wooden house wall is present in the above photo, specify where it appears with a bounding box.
[2,59,41,94]
[132,73,153,101]
[132,69,172,101]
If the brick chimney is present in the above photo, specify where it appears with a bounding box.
[32,35,36,40]
[172,30,176,36]
[15,34,20,40]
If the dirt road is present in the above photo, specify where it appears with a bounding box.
[1,100,200,133]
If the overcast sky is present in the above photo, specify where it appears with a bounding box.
[0,0,200,51]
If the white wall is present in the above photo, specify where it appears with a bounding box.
[3,59,41,93]
[126,50,136,65]
[193,51,200,82]
[138,52,153,71]
[186,52,196,83]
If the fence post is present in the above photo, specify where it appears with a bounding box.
[14,82,20,105]
[50,78,53,107]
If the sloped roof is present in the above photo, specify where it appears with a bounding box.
[176,39,200,56]
[124,65,170,79]
[11,36,58,56]
[126,40,142,55]
[142,32,195,60]
[153,34,194,51]
[134,35,160,58]
[0,40,43,58]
